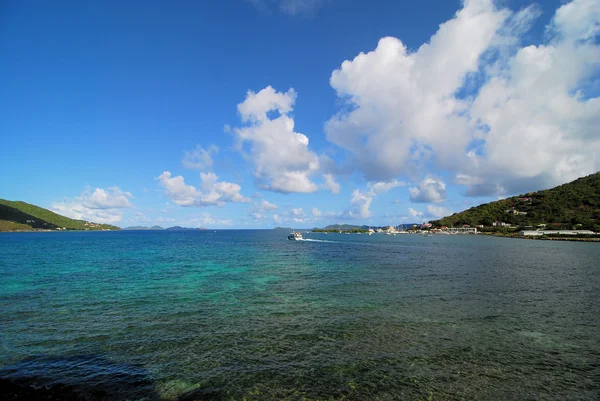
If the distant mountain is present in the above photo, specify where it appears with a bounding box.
[164,226,206,231]
[430,172,600,230]
[0,198,120,231]
[321,224,364,230]
[123,225,165,230]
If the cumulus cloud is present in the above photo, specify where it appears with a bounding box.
[134,211,150,222]
[270,206,331,224]
[51,187,133,224]
[465,0,600,195]
[426,205,453,219]
[83,187,132,209]
[272,207,311,224]
[344,179,407,219]
[258,199,278,211]
[409,177,446,203]
[232,86,325,193]
[408,208,424,219]
[156,171,250,207]
[322,173,341,194]
[326,0,600,196]
[326,0,508,181]
[182,144,219,170]
[348,189,373,218]
[248,199,278,220]
[368,179,406,195]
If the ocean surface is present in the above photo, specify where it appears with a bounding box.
[0,230,598,400]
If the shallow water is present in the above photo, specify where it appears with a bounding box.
[0,230,599,400]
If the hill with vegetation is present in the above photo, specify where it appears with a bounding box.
[321,224,365,231]
[430,172,600,230]
[0,199,120,231]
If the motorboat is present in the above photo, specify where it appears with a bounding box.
[288,232,303,240]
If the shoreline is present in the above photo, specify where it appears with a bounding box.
[480,232,600,242]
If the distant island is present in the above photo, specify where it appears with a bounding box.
[0,199,120,232]
[164,226,207,231]
[122,225,165,230]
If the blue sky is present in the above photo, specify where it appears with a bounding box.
[1,0,598,228]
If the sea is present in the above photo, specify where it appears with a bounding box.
[0,230,598,400]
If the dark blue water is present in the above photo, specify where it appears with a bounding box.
[0,230,599,400]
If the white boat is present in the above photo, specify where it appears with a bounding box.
[288,232,303,240]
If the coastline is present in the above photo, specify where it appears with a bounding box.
[480,232,600,242]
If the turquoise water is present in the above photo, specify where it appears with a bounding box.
[0,230,598,400]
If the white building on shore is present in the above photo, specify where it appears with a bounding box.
[519,230,595,236]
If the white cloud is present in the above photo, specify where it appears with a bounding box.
[454,174,484,186]
[322,173,341,194]
[548,0,600,42]
[270,206,329,224]
[232,86,325,193]
[409,177,446,203]
[270,207,311,224]
[258,199,278,211]
[343,179,406,219]
[248,199,278,220]
[426,205,452,219]
[408,208,424,218]
[326,0,508,181]
[182,145,219,170]
[348,189,373,219]
[251,212,268,220]
[367,179,406,196]
[325,0,600,196]
[134,211,150,222]
[82,187,132,209]
[247,0,328,16]
[156,171,250,207]
[465,0,600,195]
[51,187,133,224]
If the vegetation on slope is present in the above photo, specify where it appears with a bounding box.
[430,172,600,230]
[0,199,120,231]
[0,219,33,232]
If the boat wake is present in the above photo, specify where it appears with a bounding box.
[299,238,333,243]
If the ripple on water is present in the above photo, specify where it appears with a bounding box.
[0,230,599,400]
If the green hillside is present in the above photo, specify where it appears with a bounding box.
[430,172,600,230]
[0,199,120,231]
